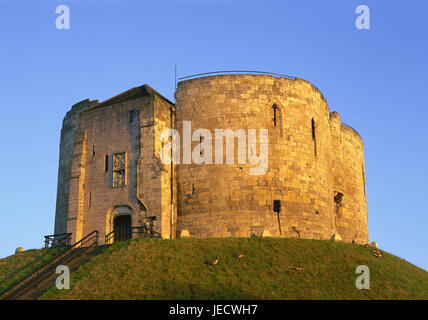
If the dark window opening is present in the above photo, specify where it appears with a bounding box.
[104,155,108,172]
[129,110,136,123]
[274,200,282,235]
[92,145,95,157]
[113,153,126,187]
[334,192,343,204]
[334,192,343,215]
[89,192,92,208]
[200,135,202,156]
[311,119,317,157]
[273,200,281,213]
[272,105,278,127]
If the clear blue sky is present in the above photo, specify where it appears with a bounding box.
[0,0,427,271]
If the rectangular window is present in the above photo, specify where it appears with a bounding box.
[273,200,281,213]
[272,105,278,127]
[311,119,317,157]
[113,153,126,187]
[129,110,136,123]
[104,155,109,172]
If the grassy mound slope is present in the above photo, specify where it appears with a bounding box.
[0,248,61,292]
[35,238,428,300]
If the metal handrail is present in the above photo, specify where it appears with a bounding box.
[341,122,360,135]
[104,230,114,245]
[177,70,297,82]
[0,230,99,300]
[44,233,72,248]
[105,225,161,245]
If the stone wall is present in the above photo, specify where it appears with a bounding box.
[336,125,368,243]
[54,99,91,235]
[137,94,177,238]
[55,75,368,244]
[63,87,175,242]
[173,74,368,242]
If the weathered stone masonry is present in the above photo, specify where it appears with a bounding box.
[54,74,368,244]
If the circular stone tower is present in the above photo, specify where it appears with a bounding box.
[174,73,368,243]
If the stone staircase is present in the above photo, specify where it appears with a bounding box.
[0,231,105,300]
[15,246,106,300]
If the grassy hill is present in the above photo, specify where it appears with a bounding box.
[2,238,428,299]
[0,248,61,292]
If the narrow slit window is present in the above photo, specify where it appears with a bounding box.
[274,200,282,235]
[273,200,281,213]
[92,145,95,157]
[311,119,317,157]
[272,105,278,127]
[129,110,136,123]
[89,192,92,208]
[104,155,109,172]
[362,166,366,196]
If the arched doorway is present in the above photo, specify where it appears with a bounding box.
[113,215,132,242]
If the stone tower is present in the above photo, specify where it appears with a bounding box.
[54,73,368,244]
[54,85,176,243]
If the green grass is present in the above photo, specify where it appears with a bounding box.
[0,248,62,292]
[33,238,428,300]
